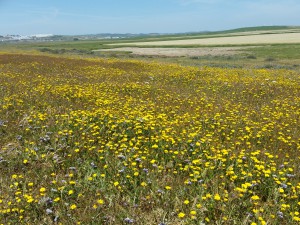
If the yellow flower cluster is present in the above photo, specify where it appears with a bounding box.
[0,53,300,224]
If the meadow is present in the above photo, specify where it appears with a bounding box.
[0,52,300,225]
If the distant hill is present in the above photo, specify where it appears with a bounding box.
[173,26,300,37]
[219,26,295,33]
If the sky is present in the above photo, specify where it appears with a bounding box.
[0,0,300,35]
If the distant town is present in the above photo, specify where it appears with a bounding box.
[0,34,54,41]
[0,33,166,42]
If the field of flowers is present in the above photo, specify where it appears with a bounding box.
[0,53,300,224]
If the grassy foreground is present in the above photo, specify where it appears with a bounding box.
[0,54,300,224]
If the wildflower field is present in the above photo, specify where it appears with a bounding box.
[0,53,300,224]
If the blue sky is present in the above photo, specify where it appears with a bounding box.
[0,0,300,35]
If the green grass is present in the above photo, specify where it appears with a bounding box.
[243,44,300,60]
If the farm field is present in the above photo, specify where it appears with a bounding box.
[1,52,300,224]
[109,33,300,46]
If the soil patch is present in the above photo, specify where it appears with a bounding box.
[94,47,253,57]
